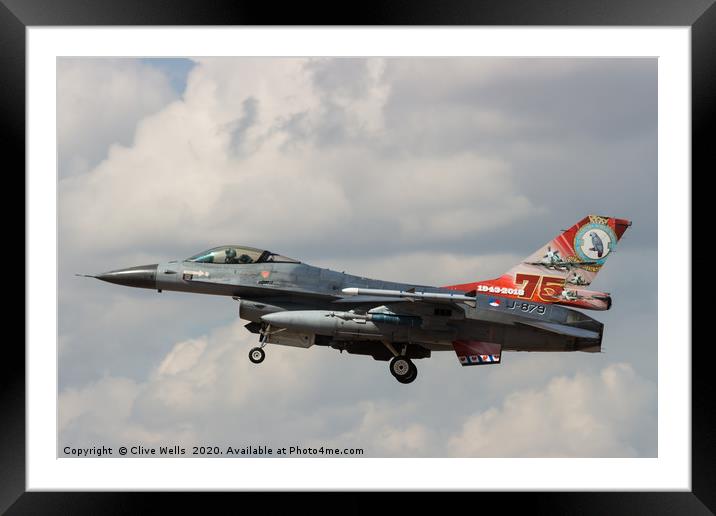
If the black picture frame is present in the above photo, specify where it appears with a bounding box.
[6,0,707,513]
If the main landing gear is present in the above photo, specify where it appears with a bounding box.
[390,356,417,384]
[383,341,418,384]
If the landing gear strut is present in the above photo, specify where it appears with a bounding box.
[389,355,417,384]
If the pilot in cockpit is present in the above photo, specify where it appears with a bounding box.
[224,247,252,264]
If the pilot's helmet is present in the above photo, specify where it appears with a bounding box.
[225,248,237,261]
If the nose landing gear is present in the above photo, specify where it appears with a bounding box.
[249,347,265,364]
[248,324,271,364]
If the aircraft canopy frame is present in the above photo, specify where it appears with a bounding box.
[185,246,300,265]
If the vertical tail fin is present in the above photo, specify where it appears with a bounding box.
[444,215,631,310]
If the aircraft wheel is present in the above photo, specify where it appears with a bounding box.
[249,347,265,364]
[390,356,416,383]
[396,361,418,384]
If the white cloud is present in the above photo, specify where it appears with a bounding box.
[311,401,433,456]
[60,375,138,433]
[58,58,538,257]
[59,323,655,457]
[156,337,208,376]
[59,320,294,446]
[447,363,656,457]
[59,320,438,455]
[57,57,658,458]
[311,251,522,287]
[58,58,178,177]
[58,375,189,445]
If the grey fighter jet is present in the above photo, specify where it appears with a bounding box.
[82,215,631,384]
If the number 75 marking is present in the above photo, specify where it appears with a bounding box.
[514,274,564,301]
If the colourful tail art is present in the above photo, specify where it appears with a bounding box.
[444,215,632,310]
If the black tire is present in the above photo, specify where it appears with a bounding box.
[390,356,414,380]
[396,361,418,384]
[249,347,265,364]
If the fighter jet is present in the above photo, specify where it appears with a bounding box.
[525,246,599,272]
[559,289,582,302]
[532,245,562,267]
[558,289,608,302]
[566,271,591,286]
[81,215,631,384]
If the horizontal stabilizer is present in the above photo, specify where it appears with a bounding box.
[453,340,502,366]
[517,320,600,340]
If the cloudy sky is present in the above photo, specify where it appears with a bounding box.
[58,57,657,458]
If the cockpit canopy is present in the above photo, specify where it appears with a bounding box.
[185,246,300,265]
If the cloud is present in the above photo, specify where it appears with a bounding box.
[310,251,523,287]
[60,320,438,455]
[447,363,656,457]
[58,58,542,262]
[57,57,658,458]
[57,58,179,178]
[58,375,192,445]
[312,401,433,456]
[58,58,656,265]
[381,58,656,153]
[60,320,306,447]
[59,321,655,457]
[156,337,208,376]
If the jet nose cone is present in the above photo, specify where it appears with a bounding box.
[95,264,158,290]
